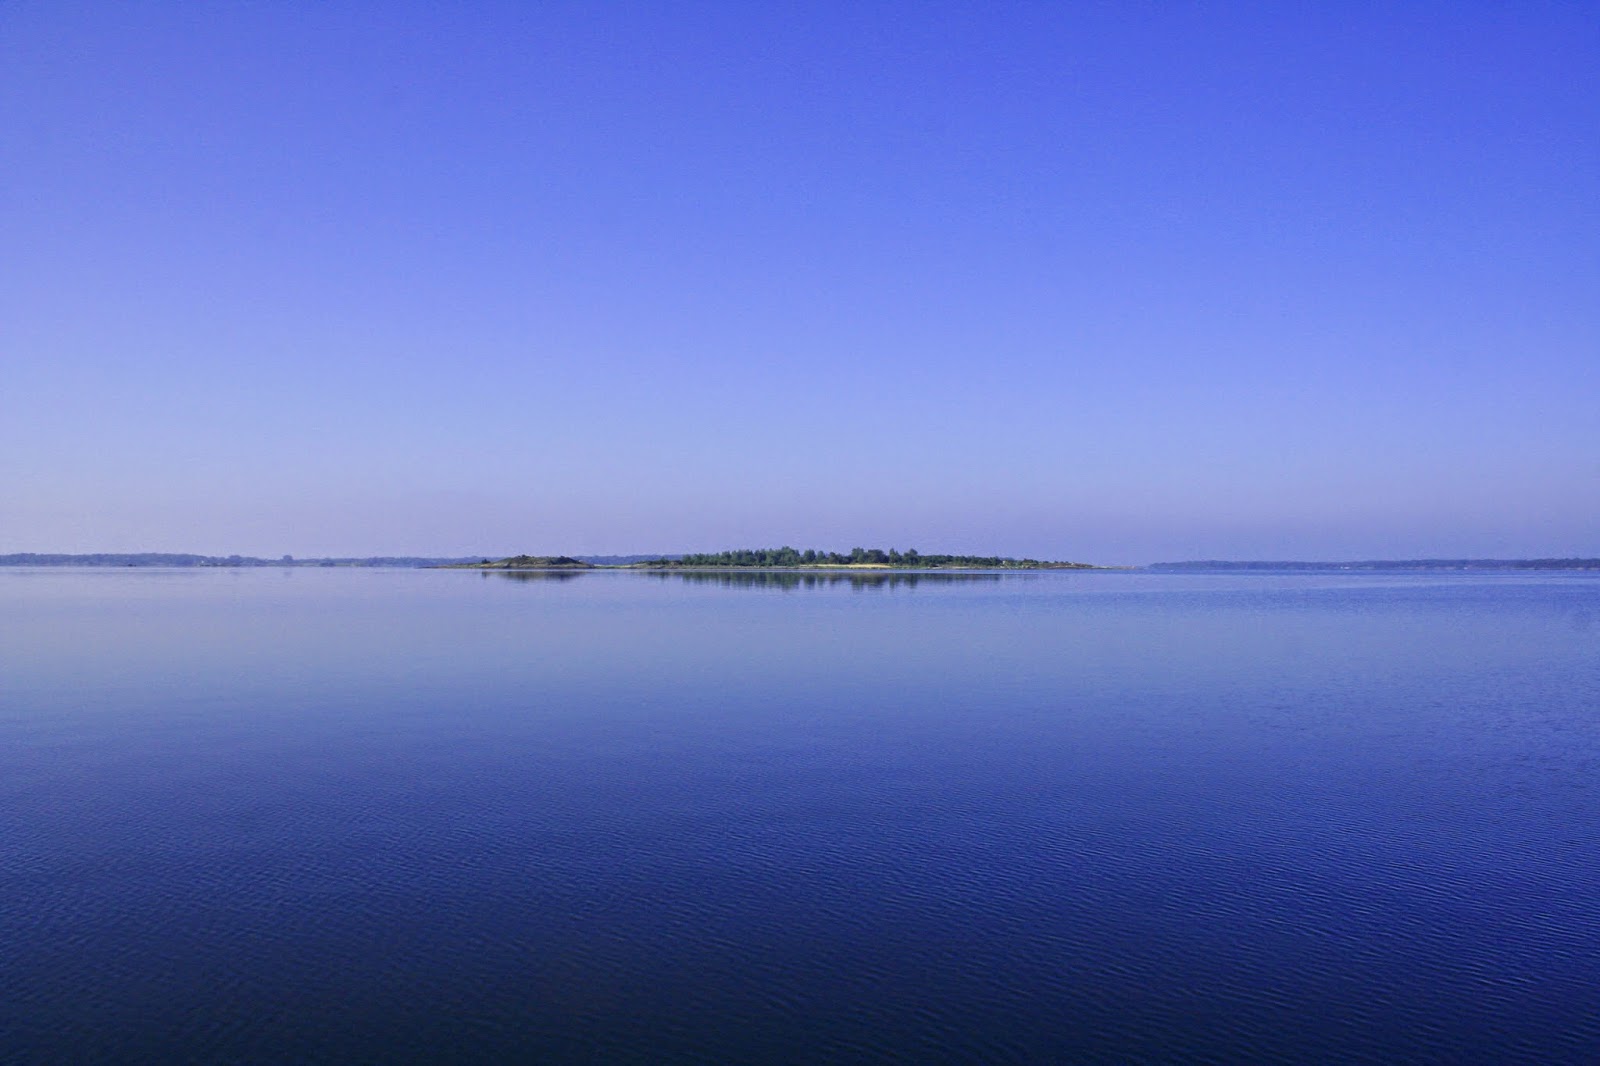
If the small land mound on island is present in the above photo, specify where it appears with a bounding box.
[463,555,594,570]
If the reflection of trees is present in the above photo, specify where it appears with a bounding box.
[485,568,1013,590]
[491,569,587,582]
[644,570,1003,591]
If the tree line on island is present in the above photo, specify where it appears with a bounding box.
[641,547,1091,569]
[452,548,1094,570]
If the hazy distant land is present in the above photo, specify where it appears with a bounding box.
[0,553,487,568]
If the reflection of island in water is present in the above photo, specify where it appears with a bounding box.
[644,570,1005,591]
[488,569,1016,590]
[489,569,587,582]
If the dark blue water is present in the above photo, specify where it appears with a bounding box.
[3,568,1598,1062]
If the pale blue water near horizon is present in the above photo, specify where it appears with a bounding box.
[3,567,1598,1062]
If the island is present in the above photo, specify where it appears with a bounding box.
[445,547,1098,570]
[439,555,595,570]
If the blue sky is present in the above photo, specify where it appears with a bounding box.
[3,2,1595,563]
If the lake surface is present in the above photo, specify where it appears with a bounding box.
[3,567,1598,1062]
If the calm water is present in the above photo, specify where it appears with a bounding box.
[3,567,1598,1062]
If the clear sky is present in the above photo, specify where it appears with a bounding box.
[3,2,1595,563]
